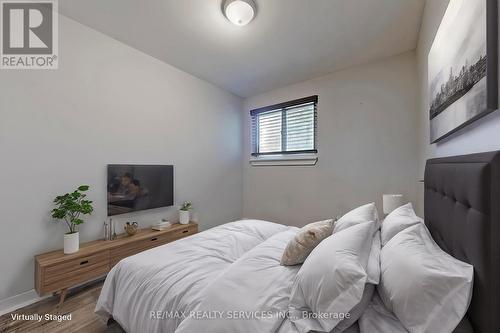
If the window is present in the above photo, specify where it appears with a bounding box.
[251,95,318,156]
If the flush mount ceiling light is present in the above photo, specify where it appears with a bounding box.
[223,0,256,26]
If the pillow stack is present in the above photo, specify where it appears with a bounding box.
[282,202,474,333]
[287,203,381,333]
[378,203,474,333]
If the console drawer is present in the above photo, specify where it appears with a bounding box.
[169,225,197,239]
[43,251,109,292]
[140,225,196,250]
[139,233,172,250]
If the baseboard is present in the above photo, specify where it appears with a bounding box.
[0,276,107,317]
[0,289,49,316]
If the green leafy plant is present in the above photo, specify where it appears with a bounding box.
[180,201,192,211]
[51,185,94,234]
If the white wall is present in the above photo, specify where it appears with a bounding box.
[415,0,500,214]
[0,15,243,301]
[242,52,419,226]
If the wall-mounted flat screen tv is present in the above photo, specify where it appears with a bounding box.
[107,164,173,216]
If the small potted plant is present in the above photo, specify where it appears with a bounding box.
[51,185,94,254]
[179,201,192,225]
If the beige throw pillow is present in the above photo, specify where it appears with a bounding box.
[281,219,333,266]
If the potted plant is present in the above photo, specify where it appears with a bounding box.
[179,201,192,225]
[51,185,94,254]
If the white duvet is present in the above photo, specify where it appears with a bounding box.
[96,220,299,333]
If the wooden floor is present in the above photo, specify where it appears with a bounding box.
[0,281,123,333]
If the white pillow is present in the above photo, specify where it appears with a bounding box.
[379,223,473,333]
[334,203,379,233]
[289,221,376,333]
[334,203,381,285]
[380,202,421,246]
[334,231,380,332]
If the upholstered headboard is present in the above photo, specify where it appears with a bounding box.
[425,151,500,333]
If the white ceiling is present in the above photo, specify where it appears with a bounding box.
[59,0,425,98]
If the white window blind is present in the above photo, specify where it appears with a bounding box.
[251,96,317,156]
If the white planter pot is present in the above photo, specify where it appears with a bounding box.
[64,232,80,254]
[179,210,190,225]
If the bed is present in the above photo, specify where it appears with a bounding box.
[96,151,500,333]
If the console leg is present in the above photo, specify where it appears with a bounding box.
[57,288,68,306]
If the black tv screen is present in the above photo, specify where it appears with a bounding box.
[107,165,173,216]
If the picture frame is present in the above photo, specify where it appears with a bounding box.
[428,0,498,143]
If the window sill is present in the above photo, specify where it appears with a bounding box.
[249,154,318,166]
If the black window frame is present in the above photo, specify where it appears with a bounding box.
[250,95,318,157]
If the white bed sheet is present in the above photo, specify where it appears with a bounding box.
[359,291,473,333]
[275,320,360,333]
[175,228,300,333]
[95,219,291,333]
[358,291,408,333]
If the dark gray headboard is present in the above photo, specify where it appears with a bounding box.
[425,151,500,333]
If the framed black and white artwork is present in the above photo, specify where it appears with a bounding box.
[428,0,498,143]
